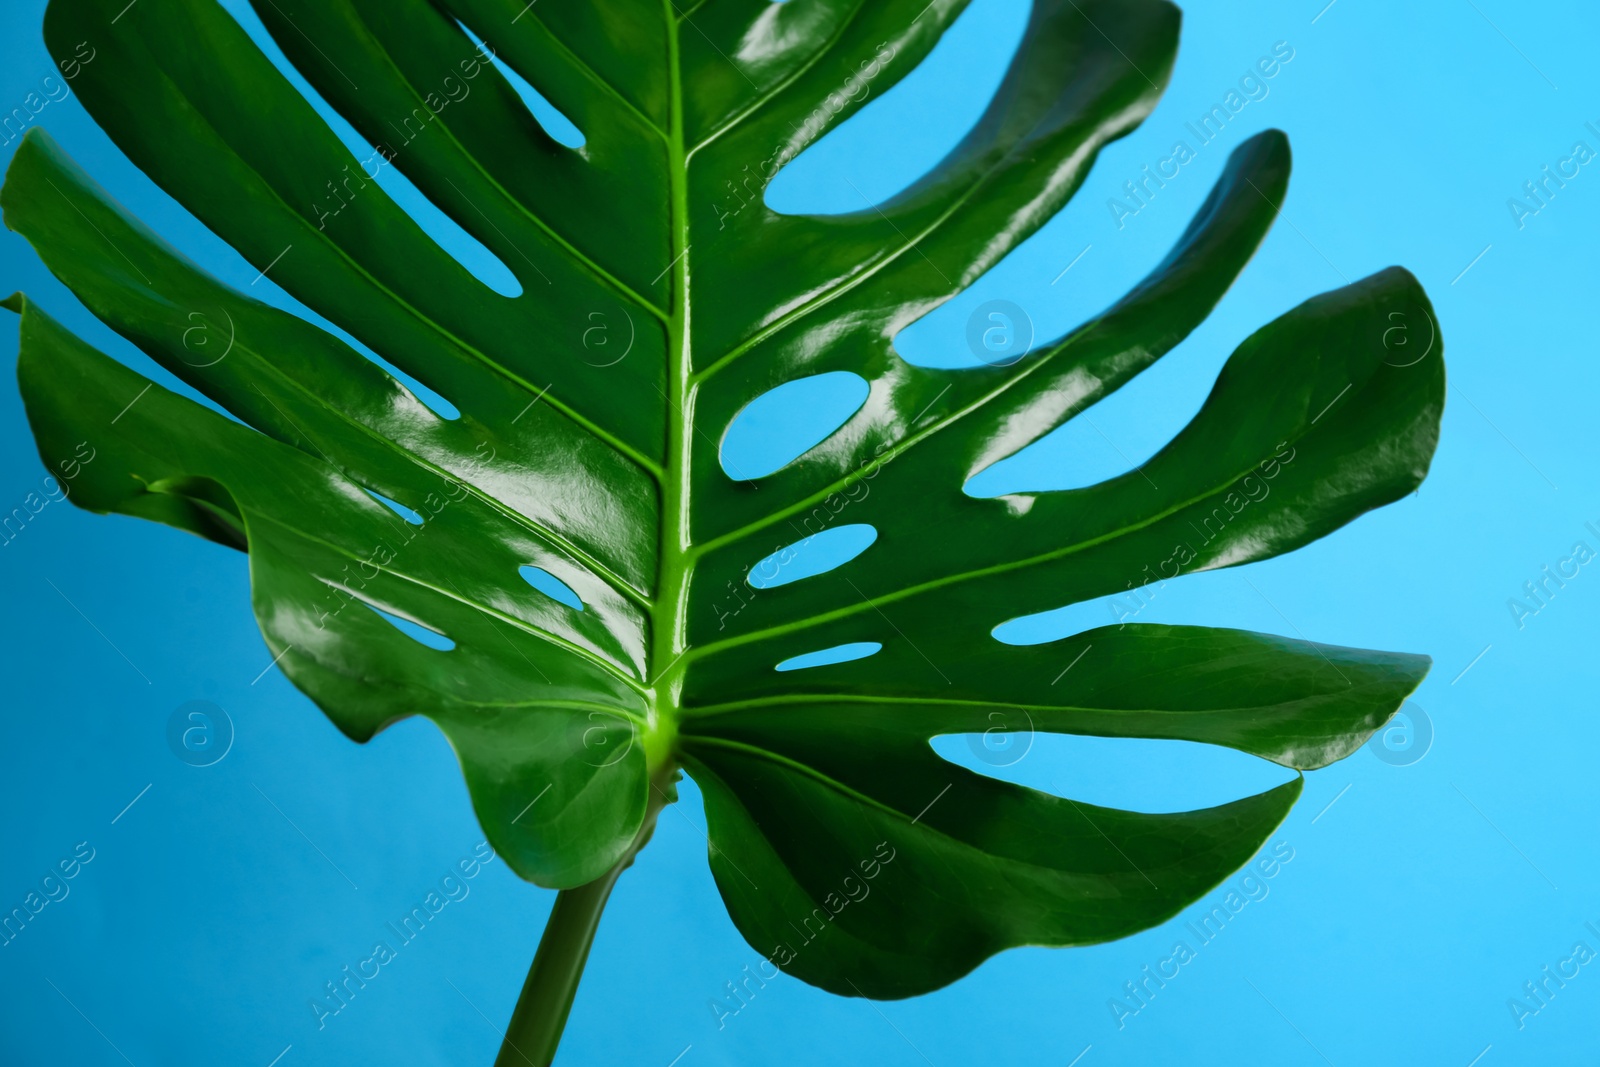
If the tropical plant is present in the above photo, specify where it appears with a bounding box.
[4,0,1443,1062]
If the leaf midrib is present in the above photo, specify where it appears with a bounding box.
[652,0,695,718]
[664,18,1167,680]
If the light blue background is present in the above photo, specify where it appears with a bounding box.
[3,1,1597,1064]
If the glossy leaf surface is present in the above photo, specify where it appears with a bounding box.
[6,0,1442,998]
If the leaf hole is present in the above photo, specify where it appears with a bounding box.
[763,0,1028,214]
[363,603,455,651]
[991,571,1293,646]
[929,733,1298,814]
[346,331,461,419]
[519,565,585,611]
[346,140,524,299]
[775,641,882,672]
[455,23,585,148]
[230,3,523,298]
[720,371,870,480]
[747,524,878,589]
[963,336,1215,496]
[363,489,424,526]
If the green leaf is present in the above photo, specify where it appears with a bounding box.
[5,0,1442,1001]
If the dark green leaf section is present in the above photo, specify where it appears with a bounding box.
[680,623,1419,995]
[688,0,1181,363]
[687,745,1298,999]
[9,294,648,889]
[445,0,671,130]
[3,131,659,597]
[6,0,1444,1002]
[44,0,670,466]
[692,128,1292,545]
[685,266,1445,691]
[248,0,673,303]
[686,624,1430,771]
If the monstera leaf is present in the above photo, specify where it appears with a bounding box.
[5,0,1443,1058]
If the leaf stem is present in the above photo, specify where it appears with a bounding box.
[494,766,675,1067]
